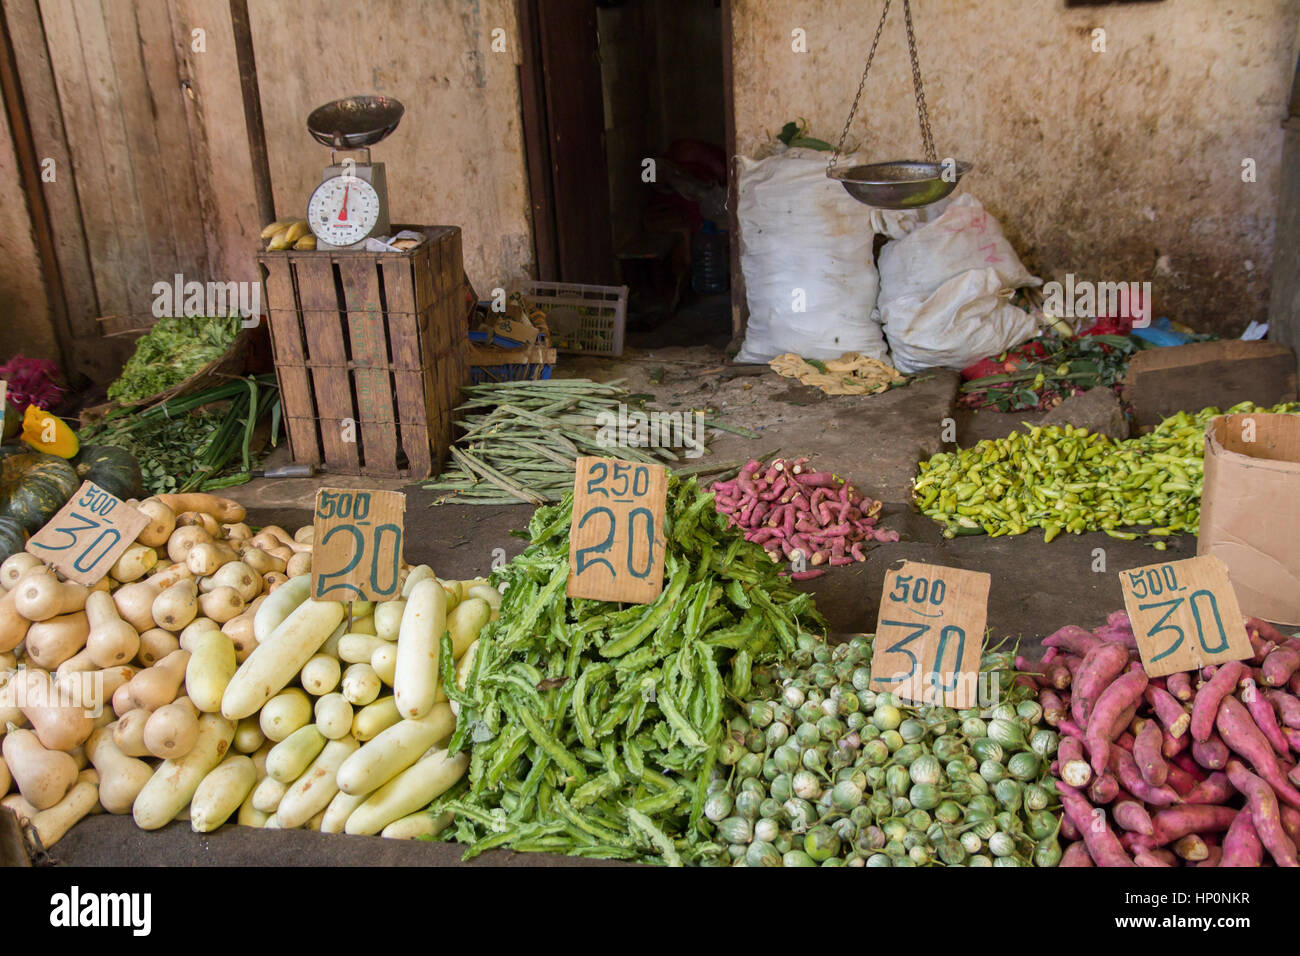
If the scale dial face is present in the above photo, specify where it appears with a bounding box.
[308,175,381,246]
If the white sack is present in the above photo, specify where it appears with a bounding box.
[877,193,1040,304]
[734,147,887,363]
[881,267,1040,374]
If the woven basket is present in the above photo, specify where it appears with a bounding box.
[80,327,251,425]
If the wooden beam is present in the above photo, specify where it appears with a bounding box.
[228,0,274,228]
[516,0,557,280]
[721,0,745,345]
[0,0,77,379]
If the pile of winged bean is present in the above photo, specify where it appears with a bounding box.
[433,476,827,864]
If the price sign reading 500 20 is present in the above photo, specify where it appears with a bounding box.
[566,457,668,605]
[311,489,405,602]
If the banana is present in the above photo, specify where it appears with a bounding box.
[283,220,310,243]
[293,234,317,250]
[260,219,295,240]
[266,228,293,251]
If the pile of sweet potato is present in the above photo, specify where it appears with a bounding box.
[1019,613,1300,867]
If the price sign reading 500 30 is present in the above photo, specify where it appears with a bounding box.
[311,489,405,602]
[868,561,990,710]
[1119,555,1251,678]
[25,481,150,586]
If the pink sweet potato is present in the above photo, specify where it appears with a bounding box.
[1112,799,1155,836]
[1073,642,1133,725]
[1058,783,1135,867]
[1044,658,1074,690]
[1172,834,1209,861]
[1088,669,1149,775]
[1109,747,1181,807]
[1170,750,1207,782]
[1060,841,1093,866]
[1220,809,1265,867]
[1192,735,1229,771]
[1039,688,1066,727]
[1191,659,1246,742]
[1145,685,1191,739]
[1162,727,1191,759]
[1145,804,1238,847]
[1182,772,1234,805]
[1094,617,1138,650]
[1043,624,1101,658]
[1134,849,1171,867]
[1197,845,1223,867]
[1265,689,1300,730]
[1089,770,1120,805]
[1058,735,1092,788]
[1280,804,1300,843]
[1225,760,1299,867]
[1240,681,1291,756]
[1134,718,1169,787]
[1060,813,1081,842]
[1216,695,1300,811]
[1166,671,1194,702]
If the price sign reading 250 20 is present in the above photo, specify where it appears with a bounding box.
[868,561,990,709]
[311,489,405,602]
[26,481,150,586]
[566,457,667,605]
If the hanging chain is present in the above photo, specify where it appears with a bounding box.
[827,0,893,175]
[828,0,938,173]
[903,0,937,163]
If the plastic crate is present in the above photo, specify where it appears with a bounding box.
[518,281,628,357]
[468,319,555,383]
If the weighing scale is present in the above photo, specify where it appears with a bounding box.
[306,96,405,250]
[826,0,971,209]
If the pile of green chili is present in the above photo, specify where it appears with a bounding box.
[432,476,826,864]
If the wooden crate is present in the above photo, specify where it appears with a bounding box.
[257,226,470,478]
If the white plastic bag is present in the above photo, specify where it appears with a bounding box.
[877,193,1040,303]
[735,147,887,363]
[880,267,1040,374]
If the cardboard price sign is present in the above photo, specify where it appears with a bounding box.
[26,482,150,586]
[868,561,990,708]
[1119,555,1252,677]
[311,488,405,602]
[566,456,667,604]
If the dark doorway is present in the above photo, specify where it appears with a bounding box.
[518,0,733,349]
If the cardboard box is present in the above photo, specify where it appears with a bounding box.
[1125,341,1297,429]
[1198,413,1300,625]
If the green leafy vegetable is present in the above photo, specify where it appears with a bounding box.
[107,315,241,404]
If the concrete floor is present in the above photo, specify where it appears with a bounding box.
[47,346,1207,867]
[238,344,1177,648]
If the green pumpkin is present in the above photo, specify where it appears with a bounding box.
[0,515,26,562]
[2,401,19,441]
[73,444,143,501]
[0,452,80,533]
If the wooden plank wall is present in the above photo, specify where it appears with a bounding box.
[1,0,262,382]
[246,0,533,293]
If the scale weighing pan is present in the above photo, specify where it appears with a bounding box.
[830,159,972,209]
[307,96,405,150]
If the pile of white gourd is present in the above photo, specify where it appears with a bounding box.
[0,491,494,851]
